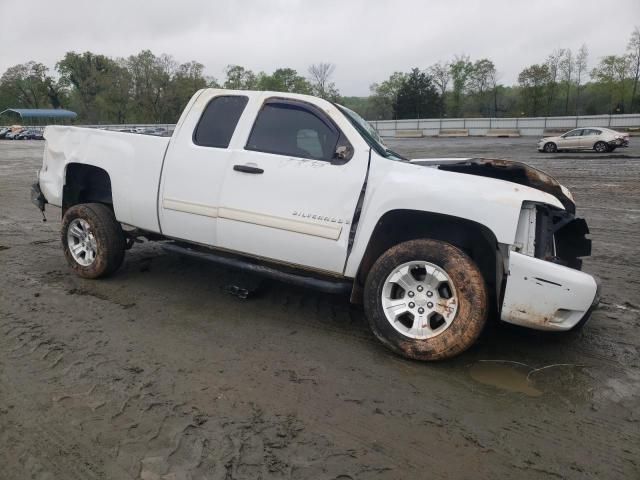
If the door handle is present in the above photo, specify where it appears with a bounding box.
[233,164,264,174]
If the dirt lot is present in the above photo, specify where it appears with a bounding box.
[1,137,639,479]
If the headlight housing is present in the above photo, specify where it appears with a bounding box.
[513,202,591,270]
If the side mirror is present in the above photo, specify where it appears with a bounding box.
[332,145,353,164]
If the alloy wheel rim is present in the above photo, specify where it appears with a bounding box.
[381,261,459,340]
[67,218,97,266]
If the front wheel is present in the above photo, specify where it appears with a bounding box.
[594,141,609,153]
[364,239,488,361]
[61,203,125,279]
[543,142,557,153]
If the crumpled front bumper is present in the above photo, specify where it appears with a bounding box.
[501,251,600,331]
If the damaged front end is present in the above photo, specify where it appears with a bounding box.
[501,201,599,331]
[515,202,591,270]
[412,157,576,213]
[411,156,599,331]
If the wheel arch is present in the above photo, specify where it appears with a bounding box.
[593,140,608,152]
[350,209,504,310]
[63,163,113,215]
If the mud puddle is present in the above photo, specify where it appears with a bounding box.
[469,360,594,400]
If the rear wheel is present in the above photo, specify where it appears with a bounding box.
[364,239,488,361]
[594,141,609,153]
[543,142,557,153]
[61,203,125,279]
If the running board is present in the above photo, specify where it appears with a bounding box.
[162,243,352,294]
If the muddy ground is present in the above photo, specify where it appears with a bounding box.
[1,137,638,479]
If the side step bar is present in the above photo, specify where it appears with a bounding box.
[162,242,352,294]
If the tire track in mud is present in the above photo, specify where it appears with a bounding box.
[0,274,396,479]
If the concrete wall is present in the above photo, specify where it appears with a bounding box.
[370,114,640,137]
[5,115,640,139]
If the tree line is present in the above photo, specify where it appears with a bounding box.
[365,27,640,119]
[0,50,341,124]
[0,27,638,123]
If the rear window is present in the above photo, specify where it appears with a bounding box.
[193,95,248,148]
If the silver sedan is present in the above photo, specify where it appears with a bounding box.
[538,127,630,153]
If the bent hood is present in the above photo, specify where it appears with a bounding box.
[410,158,575,213]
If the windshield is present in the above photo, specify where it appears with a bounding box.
[336,104,406,161]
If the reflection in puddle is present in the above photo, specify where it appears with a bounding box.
[469,362,542,397]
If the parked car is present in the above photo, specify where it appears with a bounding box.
[141,127,168,136]
[538,127,630,153]
[0,127,11,139]
[15,129,44,140]
[5,128,25,140]
[31,89,599,361]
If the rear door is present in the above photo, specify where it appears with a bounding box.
[580,128,601,149]
[158,92,248,245]
[216,96,369,273]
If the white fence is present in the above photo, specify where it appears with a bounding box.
[370,114,640,137]
[4,114,640,138]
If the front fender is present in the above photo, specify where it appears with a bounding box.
[344,156,563,277]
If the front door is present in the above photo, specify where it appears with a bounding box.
[557,129,584,149]
[216,98,369,273]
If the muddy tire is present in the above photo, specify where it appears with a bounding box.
[543,142,557,153]
[364,239,488,361]
[594,141,609,153]
[61,203,125,279]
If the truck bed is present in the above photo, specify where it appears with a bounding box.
[41,126,170,232]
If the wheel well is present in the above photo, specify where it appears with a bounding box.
[352,210,503,309]
[63,164,113,214]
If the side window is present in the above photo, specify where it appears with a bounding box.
[193,95,248,148]
[297,129,323,158]
[565,129,583,137]
[588,129,601,136]
[246,100,348,161]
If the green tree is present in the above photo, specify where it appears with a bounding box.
[427,61,450,117]
[449,55,473,117]
[223,65,257,90]
[256,68,311,93]
[468,59,497,116]
[559,49,574,114]
[545,49,565,114]
[168,61,209,118]
[96,59,131,123]
[591,55,631,113]
[57,51,122,122]
[518,64,550,116]
[0,61,55,109]
[369,72,407,119]
[627,27,640,112]
[126,51,179,123]
[394,68,440,119]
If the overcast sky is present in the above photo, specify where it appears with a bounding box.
[1,0,638,96]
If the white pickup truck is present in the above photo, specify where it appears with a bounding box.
[32,89,599,360]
